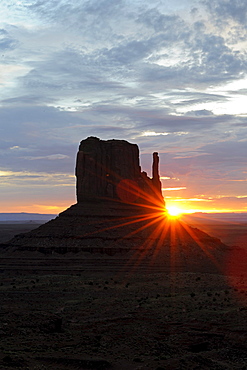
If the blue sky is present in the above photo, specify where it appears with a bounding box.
[0,0,247,213]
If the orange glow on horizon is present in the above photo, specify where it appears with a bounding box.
[0,202,74,214]
[164,197,246,215]
[166,205,183,219]
[0,197,246,215]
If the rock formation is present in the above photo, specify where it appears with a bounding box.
[75,136,164,205]
[1,137,229,274]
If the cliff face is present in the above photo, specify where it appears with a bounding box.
[75,137,164,205]
[1,136,229,271]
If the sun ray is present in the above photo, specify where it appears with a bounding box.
[74,160,224,278]
[178,220,223,271]
[123,214,167,273]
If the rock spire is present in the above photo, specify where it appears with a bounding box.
[75,136,164,205]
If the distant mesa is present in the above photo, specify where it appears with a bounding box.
[0,213,56,222]
[1,137,229,273]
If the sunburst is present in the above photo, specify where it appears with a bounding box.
[166,206,183,218]
[77,173,221,277]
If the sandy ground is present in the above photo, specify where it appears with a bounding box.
[0,248,246,370]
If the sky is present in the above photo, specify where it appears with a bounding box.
[0,0,247,214]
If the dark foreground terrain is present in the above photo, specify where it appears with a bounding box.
[0,246,246,370]
[1,218,246,249]
[181,218,247,250]
[0,223,44,244]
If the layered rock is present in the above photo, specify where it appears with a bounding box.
[76,137,164,205]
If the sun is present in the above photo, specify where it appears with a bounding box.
[166,206,183,218]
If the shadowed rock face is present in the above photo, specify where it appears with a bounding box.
[1,137,230,271]
[76,137,164,205]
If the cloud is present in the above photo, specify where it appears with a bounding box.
[141,131,169,137]
[185,109,214,116]
[2,0,246,109]
[162,187,187,191]
[157,138,247,201]
[137,8,180,33]
[0,169,75,187]
[2,95,55,105]
[0,28,18,50]
[199,140,247,167]
[23,154,70,160]
[26,0,125,23]
[140,39,245,89]
[0,104,80,174]
[204,0,247,25]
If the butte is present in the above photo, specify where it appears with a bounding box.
[2,137,230,273]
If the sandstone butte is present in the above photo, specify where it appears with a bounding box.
[2,137,231,273]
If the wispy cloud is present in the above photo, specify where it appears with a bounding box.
[0,170,75,186]
[162,187,187,191]
[23,154,70,160]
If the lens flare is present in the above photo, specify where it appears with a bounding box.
[167,206,183,218]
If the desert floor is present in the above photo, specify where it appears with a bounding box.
[0,251,246,370]
[0,223,246,369]
[184,222,247,250]
[0,223,44,244]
